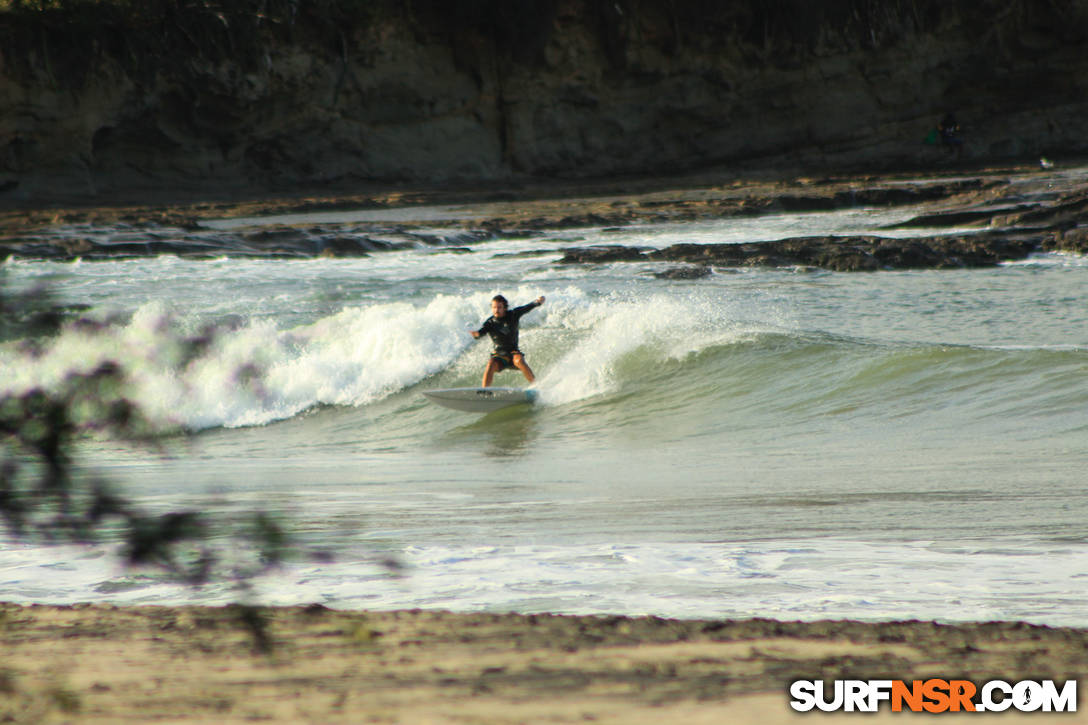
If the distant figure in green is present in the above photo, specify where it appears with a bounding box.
[470,295,545,387]
[937,113,964,157]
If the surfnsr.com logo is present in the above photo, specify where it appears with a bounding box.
[789,679,1077,713]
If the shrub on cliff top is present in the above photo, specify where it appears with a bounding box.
[0,0,392,83]
[2,0,1086,84]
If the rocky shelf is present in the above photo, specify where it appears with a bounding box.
[2,166,1085,271]
[559,230,1087,272]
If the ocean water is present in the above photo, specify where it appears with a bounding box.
[2,198,1087,625]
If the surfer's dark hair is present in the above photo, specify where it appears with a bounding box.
[491,295,508,308]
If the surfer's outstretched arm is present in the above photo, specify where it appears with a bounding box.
[509,296,545,317]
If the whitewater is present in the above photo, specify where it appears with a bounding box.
[2,202,1087,625]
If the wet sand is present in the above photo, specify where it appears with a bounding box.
[2,603,1085,723]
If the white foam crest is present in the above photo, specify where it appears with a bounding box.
[1,286,761,428]
[1,294,523,430]
[1,300,184,393]
[535,291,760,406]
[180,294,519,427]
[261,298,474,412]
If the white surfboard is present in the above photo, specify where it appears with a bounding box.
[422,387,537,413]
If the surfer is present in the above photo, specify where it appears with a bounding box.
[471,294,545,387]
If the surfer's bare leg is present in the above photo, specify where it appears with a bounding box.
[512,353,535,383]
[482,358,500,387]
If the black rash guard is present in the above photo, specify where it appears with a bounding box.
[477,301,540,356]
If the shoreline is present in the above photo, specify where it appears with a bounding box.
[2,162,1085,271]
[0,161,1041,232]
[2,602,1085,723]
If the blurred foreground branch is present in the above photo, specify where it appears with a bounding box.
[0,277,396,650]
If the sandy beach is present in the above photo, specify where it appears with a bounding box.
[0,603,1084,723]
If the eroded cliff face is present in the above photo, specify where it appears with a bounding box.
[2,0,1087,202]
